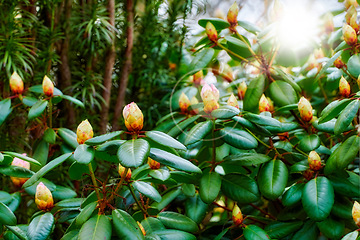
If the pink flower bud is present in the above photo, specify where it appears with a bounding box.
[308,151,322,171]
[42,75,54,97]
[206,22,218,42]
[259,94,270,112]
[118,164,131,181]
[10,154,30,187]
[227,93,239,109]
[343,24,357,46]
[9,72,24,95]
[148,157,160,170]
[339,76,351,98]
[232,204,243,226]
[237,81,247,100]
[76,119,94,144]
[179,92,191,113]
[35,182,54,211]
[123,102,144,132]
[353,201,360,227]
[227,2,239,30]
[201,84,220,114]
[298,97,313,122]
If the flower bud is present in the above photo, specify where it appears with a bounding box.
[193,70,203,86]
[137,221,146,236]
[345,6,357,24]
[298,97,313,122]
[201,84,220,114]
[350,13,360,33]
[232,204,243,226]
[190,96,199,114]
[206,22,218,42]
[9,72,24,95]
[222,64,234,82]
[345,0,358,9]
[308,151,322,171]
[314,49,324,60]
[10,154,30,187]
[323,12,334,34]
[76,119,94,144]
[334,57,345,69]
[343,24,357,46]
[35,182,54,211]
[339,76,351,98]
[303,169,314,180]
[227,2,239,30]
[123,102,144,132]
[148,157,160,170]
[211,60,221,76]
[357,75,360,89]
[353,201,360,227]
[237,81,247,100]
[259,94,270,112]
[227,93,239,109]
[118,164,131,181]
[179,92,191,113]
[267,97,274,112]
[42,75,54,97]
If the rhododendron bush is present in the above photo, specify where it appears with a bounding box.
[1,1,360,240]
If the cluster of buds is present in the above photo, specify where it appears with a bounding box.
[227,2,239,32]
[334,56,345,69]
[192,70,203,87]
[298,97,313,122]
[237,81,247,100]
[206,22,218,42]
[346,6,359,32]
[343,23,357,46]
[232,203,243,226]
[123,102,144,132]
[35,182,54,211]
[42,75,54,97]
[9,72,24,95]
[339,76,351,97]
[201,84,220,114]
[76,119,94,144]
[148,157,160,170]
[353,201,360,227]
[307,151,322,171]
[345,0,358,10]
[323,12,334,34]
[179,92,191,113]
[227,93,239,109]
[118,164,132,181]
[259,94,270,112]
[10,154,30,187]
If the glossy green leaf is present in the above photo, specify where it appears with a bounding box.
[5,225,28,240]
[27,212,54,240]
[282,183,304,207]
[185,193,208,224]
[314,50,343,83]
[225,36,252,60]
[149,229,196,240]
[182,184,195,197]
[167,115,200,137]
[188,48,215,72]
[211,105,240,119]
[258,159,288,200]
[112,209,144,240]
[61,95,84,108]
[198,18,230,30]
[0,191,12,204]
[74,202,97,227]
[149,148,201,173]
[149,169,170,181]
[157,211,199,233]
[146,131,186,150]
[184,120,213,146]
[0,202,16,225]
[43,128,56,144]
[334,100,359,135]
[68,161,96,180]
[56,198,84,208]
[302,177,334,221]
[0,99,12,126]
[221,174,260,204]
[316,217,344,239]
[23,153,72,188]
[341,231,359,240]
[269,81,298,107]
[132,181,162,202]
[297,134,320,152]
[199,170,221,204]
[244,113,281,128]
[74,144,95,164]
[22,96,38,107]
[28,100,48,120]
[32,140,49,169]
[223,153,271,167]
[328,175,360,197]
[238,20,261,34]
[243,225,270,240]
[292,220,319,240]
[243,76,265,112]
[219,127,258,149]
[85,131,123,146]
[319,99,351,124]
[331,197,353,219]
[52,185,77,200]
[151,188,182,211]
[347,53,360,78]
[264,221,303,239]
[117,139,150,168]
[57,128,79,149]
[0,165,34,178]
[3,152,41,166]
[78,214,112,240]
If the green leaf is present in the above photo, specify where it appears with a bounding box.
[292,220,319,240]
[264,221,303,239]
[282,183,304,207]
[0,191,12,204]
[319,99,351,124]
[219,127,258,149]
[74,202,97,227]
[0,165,34,178]
[243,76,265,112]
[68,161,96,180]
[258,160,288,200]
[244,113,281,128]
[146,131,186,150]
[211,105,240,119]
[184,120,213,145]
[43,128,56,144]
[302,177,334,221]
[149,229,196,240]
[52,185,77,200]
[56,198,84,208]
[5,225,28,240]
[185,194,208,224]
[199,170,221,204]
[0,99,12,126]
[0,202,16,225]
[182,184,195,197]
[334,100,359,135]
[29,85,63,96]
[3,152,41,166]
[225,36,252,60]
[149,169,170,181]
[22,96,38,107]
[112,209,144,240]
[141,217,165,235]
[28,100,48,120]
[315,50,343,82]
[149,148,201,173]
[328,175,360,197]
[341,231,359,240]
[347,53,360,78]
[117,139,150,168]
[57,128,79,149]
[316,217,344,239]
[188,48,215,72]
[78,215,112,240]
[27,212,54,240]
[221,174,260,204]
[198,18,230,30]
[243,225,270,240]
[22,153,72,188]
[61,95,84,108]
[157,211,199,233]
[151,188,182,211]
[297,135,320,152]
[238,20,261,34]
[132,181,162,202]
[85,131,123,146]
[269,81,298,107]
[223,153,271,167]
[74,145,95,164]
[167,116,200,137]
[32,140,49,169]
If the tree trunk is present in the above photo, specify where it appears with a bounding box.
[99,0,116,134]
[112,0,134,131]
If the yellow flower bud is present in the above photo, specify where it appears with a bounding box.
[267,97,274,112]
[42,75,54,97]
[259,94,270,112]
[353,201,360,227]
[350,13,359,33]
[137,221,146,236]
[345,0,358,9]
[35,182,54,211]
[323,12,334,34]
[227,93,239,109]
[237,81,247,100]
[206,22,218,42]
[339,76,351,98]
[345,6,357,25]
[123,102,144,132]
[343,24,357,46]
[179,92,191,113]
[357,75,360,89]
[222,64,234,83]
[227,2,239,30]
[10,154,30,187]
[334,57,345,69]
[192,70,203,86]
[298,97,313,122]
[308,151,322,171]
[232,204,243,226]
[118,164,131,181]
[201,84,220,114]
[148,157,160,170]
[9,72,24,95]
[190,96,199,114]
[76,119,94,144]
[314,49,324,60]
